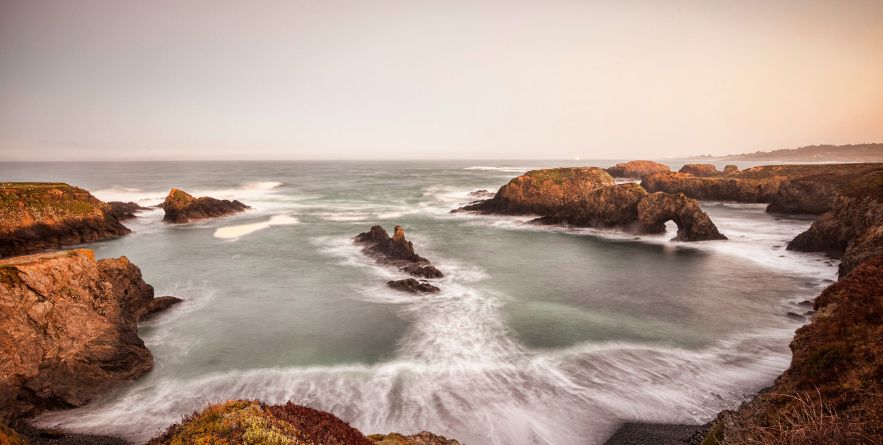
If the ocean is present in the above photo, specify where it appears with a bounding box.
[0,160,836,444]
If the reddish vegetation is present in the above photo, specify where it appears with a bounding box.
[161,188,248,223]
[707,256,883,444]
[0,183,130,258]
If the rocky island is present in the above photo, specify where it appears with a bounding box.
[161,188,248,223]
[0,183,131,258]
[355,225,443,293]
[458,167,726,241]
[604,160,671,179]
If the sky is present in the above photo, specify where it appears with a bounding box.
[1,0,882,161]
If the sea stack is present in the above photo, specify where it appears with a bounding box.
[161,188,248,223]
[355,225,444,292]
[0,182,130,258]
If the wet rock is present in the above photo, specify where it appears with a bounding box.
[0,249,174,422]
[387,278,440,294]
[106,201,150,220]
[467,189,495,199]
[0,183,130,258]
[354,225,443,278]
[786,311,805,321]
[161,188,248,223]
[605,160,671,179]
[636,192,727,241]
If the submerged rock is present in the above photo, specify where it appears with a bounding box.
[161,188,248,223]
[605,160,671,179]
[0,249,178,422]
[106,201,150,220]
[387,278,440,294]
[0,183,130,258]
[354,225,443,279]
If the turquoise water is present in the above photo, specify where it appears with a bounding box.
[1,161,835,444]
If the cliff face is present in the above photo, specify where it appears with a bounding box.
[161,188,248,223]
[707,256,883,444]
[788,171,883,277]
[0,183,130,258]
[149,400,461,445]
[0,249,168,422]
[460,170,726,241]
[605,160,670,179]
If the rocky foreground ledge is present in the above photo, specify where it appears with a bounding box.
[458,167,725,241]
[0,183,131,258]
[161,188,248,223]
[0,249,181,423]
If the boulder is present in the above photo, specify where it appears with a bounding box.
[459,167,615,215]
[106,201,150,220]
[678,163,721,177]
[0,183,130,258]
[387,278,440,294]
[354,225,443,279]
[605,160,671,179]
[161,188,248,223]
[636,192,727,241]
[0,249,177,422]
[723,165,740,175]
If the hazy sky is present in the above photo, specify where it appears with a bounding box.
[1,0,882,161]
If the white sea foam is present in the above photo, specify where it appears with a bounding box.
[213,215,299,239]
[464,166,532,173]
[243,181,284,190]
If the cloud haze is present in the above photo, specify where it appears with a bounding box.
[1,0,882,161]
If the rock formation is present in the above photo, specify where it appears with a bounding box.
[678,163,721,177]
[643,163,883,215]
[354,225,443,279]
[723,164,740,175]
[161,188,248,223]
[704,255,883,444]
[387,278,440,294]
[604,160,670,179]
[458,168,726,241]
[460,167,616,215]
[148,400,461,445]
[0,183,130,258]
[788,170,883,277]
[0,249,179,422]
[106,201,150,220]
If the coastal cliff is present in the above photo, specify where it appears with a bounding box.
[0,249,178,423]
[704,255,882,444]
[0,183,130,258]
[460,168,725,241]
[161,188,248,223]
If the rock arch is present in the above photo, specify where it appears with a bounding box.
[636,192,727,241]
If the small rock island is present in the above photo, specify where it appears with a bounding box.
[355,225,443,294]
[162,188,249,223]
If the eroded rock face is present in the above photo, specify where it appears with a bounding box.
[0,183,130,258]
[788,171,883,276]
[707,255,883,444]
[636,192,727,241]
[354,225,443,279]
[678,163,721,177]
[387,278,440,294]
[538,183,647,228]
[460,167,615,215]
[723,164,740,175]
[605,160,670,179]
[0,249,175,422]
[642,172,784,203]
[161,188,248,223]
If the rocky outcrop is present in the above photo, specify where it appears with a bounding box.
[387,278,440,294]
[0,183,130,258]
[723,165,739,175]
[161,188,248,223]
[0,249,177,422]
[678,163,721,177]
[106,201,149,220]
[460,171,726,241]
[460,167,616,215]
[605,160,670,179]
[148,400,461,445]
[636,192,727,241]
[354,225,443,279]
[788,171,883,277]
[704,255,883,444]
[643,163,883,215]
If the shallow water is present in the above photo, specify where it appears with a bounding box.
[0,160,836,444]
